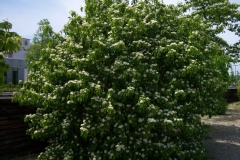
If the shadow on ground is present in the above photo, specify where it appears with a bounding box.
[204,124,240,160]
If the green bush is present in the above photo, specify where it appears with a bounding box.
[214,103,228,115]
[0,82,20,92]
[237,85,240,97]
[14,1,234,159]
[0,54,10,85]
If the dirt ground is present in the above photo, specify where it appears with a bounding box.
[202,104,240,160]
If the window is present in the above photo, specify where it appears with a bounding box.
[12,67,18,85]
[4,72,7,84]
[24,40,28,46]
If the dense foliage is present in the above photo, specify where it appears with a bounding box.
[0,82,20,92]
[0,53,9,85]
[14,0,239,159]
[25,19,59,67]
[0,20,21,53]
[0,20,21,85]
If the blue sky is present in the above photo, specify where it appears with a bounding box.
[1,0,240,71]
[1,0,239,43]
[0,0,84,39]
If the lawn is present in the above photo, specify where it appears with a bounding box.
[0,83,20,92]
[227,101,240,111]
[9,153,39,160]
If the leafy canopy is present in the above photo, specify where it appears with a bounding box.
[0,20,21,53]
[0,20,21,85]
[14,0,238,159]
[25,19,61,67]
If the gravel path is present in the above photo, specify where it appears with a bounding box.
[202,107,240,160]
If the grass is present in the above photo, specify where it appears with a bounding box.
[8,152,39,160]
[0,83,20,92]
[225,101,240,121]
[202,101,240,123]
[227,101,240,111]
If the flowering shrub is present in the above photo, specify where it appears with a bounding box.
[14,0,235,159]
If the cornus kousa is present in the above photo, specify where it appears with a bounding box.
[14,0,239,159]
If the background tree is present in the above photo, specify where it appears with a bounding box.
[0,20,21,85]
[0,54,9,85]
[25,19,61,67]
[185,0,240,60]
[14,0,237,159]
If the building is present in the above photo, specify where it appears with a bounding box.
[4,38,30,84]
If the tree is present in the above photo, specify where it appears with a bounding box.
[0,20,21,85]
[25,19,61,67]
[0,54,9,85]
[185,0,240,61]
[14,0,236,159]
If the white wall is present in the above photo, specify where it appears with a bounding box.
[4,38,30,60]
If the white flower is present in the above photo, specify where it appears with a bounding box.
[118,125,123,129]
[174,118,182,121]
[127,86,135,91]
[108,104,113,110]
[143,139,147,143]
[67,100,73,104]
[162,136,167,142]
[115,144,125,151]
[147,118,156,123]
[102,101,107,105]
[164,119,172,123]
